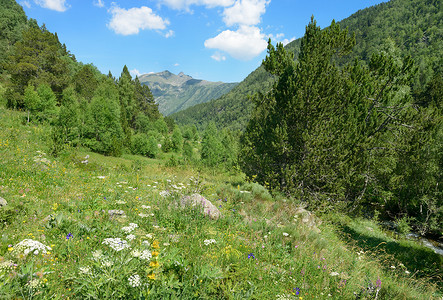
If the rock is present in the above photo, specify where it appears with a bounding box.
[108,209,126,219]
[0,197,7,207]
[293,207,321,233]
[180,194,221,220]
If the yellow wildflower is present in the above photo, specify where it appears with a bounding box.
[152,240,160,249]
[149,261,159,268]
[147,273,156,280]
[152,250,159,257]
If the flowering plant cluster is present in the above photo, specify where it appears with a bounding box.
[11,239,51,256]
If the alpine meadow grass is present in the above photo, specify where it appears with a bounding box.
[0,108,441,299]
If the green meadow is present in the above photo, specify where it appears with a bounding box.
[1,106,441,299]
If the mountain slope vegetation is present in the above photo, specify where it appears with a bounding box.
[139,71,237,116]
[171,0,442,131]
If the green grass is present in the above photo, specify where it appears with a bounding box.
[0,107,441,299]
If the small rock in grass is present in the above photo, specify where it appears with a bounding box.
[180,194,221,220]
[108,209,126,219]
[0,197,7,207]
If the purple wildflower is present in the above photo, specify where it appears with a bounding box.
[66,233,73,240]
[248,253,255,259]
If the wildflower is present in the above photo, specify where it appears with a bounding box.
[283,232,289,237]
[149,261,159,268]
[66,233,73,240]
[248,253,255,259]
[203,239,216,246]
[390,265,396,269]
[405,270,410,274]
[376,277,382,288]
[140,250,152,260]
[92,250,103,260]
[131,249,141,258]
[152,240,160,249]
[126,234,136,241]
[79,266,92,275]
[330,272,340,276]
[295,287,301,296]
[122,223,138,233]
[141,205,151,209]
[102,238,130,251]
[142,240,151,246]
[152,250,159,257]
[128,274,141,287]
[26,278,42,289]
[12,239,51,256]
[146,234,153,239]
[147,273,156,280]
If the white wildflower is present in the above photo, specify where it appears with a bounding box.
[102,238,130,251]
[146,234,153,239]
[159,190,170,197]
[390,265,396,269]
[140,250,152,260]
[204,239,216,246]
[97,176,106,179]
[116,200,126,204]
[141,205,151,209]
[0,260,15,272]
[79,266,92,275]
[122,223,138,233]
[13,239,51,256]
[282,232,289,237]
[126,234,136,241]
[128,274,141,287]
[142,240,151,246]
[138,213,151,218]
[26,278,42,289]
[329,272,340,276]
[92,250,103,260]
[131,249,141,258]
[101,259,113,267]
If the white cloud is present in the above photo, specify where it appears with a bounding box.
[281,37,295,46]
[21,1,31,8]
[130,68,142,77]
[222,0,269,26]
[268,33,296,46]
[93,0,104,8]
[159,0,235,10]
[204,25,267,60]
[211,52,227,61]
[108,5,169,35]
[174,63,180,66]
[34,0,69,12]
[164,30,175,38]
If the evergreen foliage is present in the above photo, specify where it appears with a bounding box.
[240,18,441,234]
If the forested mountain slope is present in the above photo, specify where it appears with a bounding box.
[171,0,441,131]
[138,71,237,116]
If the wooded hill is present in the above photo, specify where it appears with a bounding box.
[171,0,442,131]
[138,70,237,116]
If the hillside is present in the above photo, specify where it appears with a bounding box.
[171,0,442,131]
[138,70,238,116]
[0,107,441,298]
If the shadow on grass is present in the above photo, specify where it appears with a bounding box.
[337,224,443,289]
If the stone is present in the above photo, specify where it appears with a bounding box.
[108,209,126,219]
[0,197,7,207]
[180,194,221,220]
[293,207,321,233]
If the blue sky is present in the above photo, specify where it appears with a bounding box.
[20,0,387,83]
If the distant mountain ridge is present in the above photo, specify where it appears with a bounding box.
[138,71,238,116]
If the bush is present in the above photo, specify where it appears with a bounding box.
[131,133,158,158]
